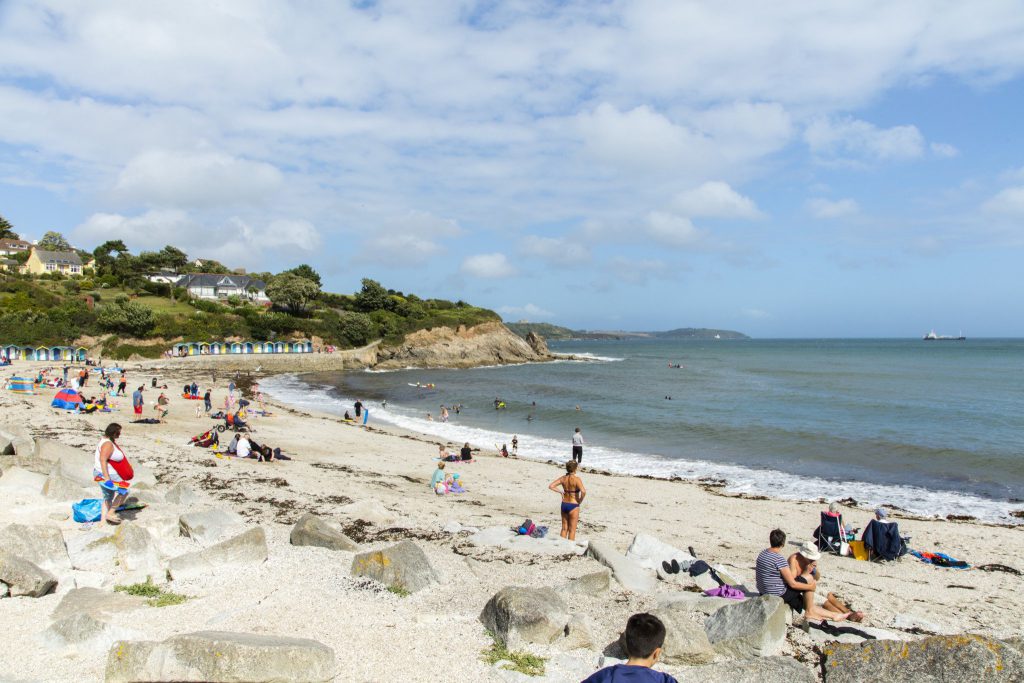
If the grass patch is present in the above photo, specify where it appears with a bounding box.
[387,585,411,598]
[114,578,188,607]
[481,633,546,677]
[134,295,195,314]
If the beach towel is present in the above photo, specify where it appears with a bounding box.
[910,550,970,569]
[703,585,745,600]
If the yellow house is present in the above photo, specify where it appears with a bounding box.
[21,248,84,276]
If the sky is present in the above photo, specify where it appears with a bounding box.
[1,1,1023,337]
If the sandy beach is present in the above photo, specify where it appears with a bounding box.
[1,358,1022,682]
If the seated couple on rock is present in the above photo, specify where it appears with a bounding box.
[755,529,865,624]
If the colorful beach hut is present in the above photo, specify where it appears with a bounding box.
[7,377,33,394]
[76,347,88,361]
[20,346,33,360]
[3,344,20,360]
[51,387,83,410]
[273,341,285,353]
[229,342,242,354]
[35,347,50,361]
[209,342,223,355]
[244,342,255,354]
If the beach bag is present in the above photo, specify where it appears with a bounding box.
[109,456,134,481]
[688,560,725,586]
[517,519,536,536]
[529,525,548,539]
[72,499,103,523]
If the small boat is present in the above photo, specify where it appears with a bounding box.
[714,334,721,340]
[923,330,966,341]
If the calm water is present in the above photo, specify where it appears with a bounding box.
[262,338,1024,522]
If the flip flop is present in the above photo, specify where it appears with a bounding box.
[662,561,674,574]
[670,559,681,574]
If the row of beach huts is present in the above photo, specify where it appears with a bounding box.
[1,340,315,362]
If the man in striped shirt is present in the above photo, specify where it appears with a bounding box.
[755,529,862,623]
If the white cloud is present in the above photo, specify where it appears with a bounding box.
[645,211,705,247]
[498,303,555,320]
[72,210,319,267]
[577,103,706,172]
[114,149,283,207]
[741,308,772,319]
[805,198,860,219]
[930,142,959,158]
[461,252,516,279]
[672,181,763,219]
[356,210,461,264]
[982,186,1024,216]
[804,117,925,162]
[519,235,591,265]
[606,257,671,286]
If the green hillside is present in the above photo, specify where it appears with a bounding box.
[504,322,578,340]
[0,235,499,359]
[506,322,748,341]
[652,327,749,340]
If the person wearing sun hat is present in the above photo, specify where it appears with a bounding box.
[755,529,865,625]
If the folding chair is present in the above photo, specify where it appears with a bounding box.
[814,511,844,555]
[863,519,909,562]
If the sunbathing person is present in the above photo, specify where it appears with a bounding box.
[755,529,863,624]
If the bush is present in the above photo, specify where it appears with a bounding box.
[97,299,155,337]
[61,280,81,294]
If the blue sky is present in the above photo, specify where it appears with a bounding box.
[1,1,1023,337]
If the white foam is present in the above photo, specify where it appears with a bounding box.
[554,352,625,362]
[261,374,1021,524]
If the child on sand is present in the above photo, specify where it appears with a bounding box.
[582,613,678,682]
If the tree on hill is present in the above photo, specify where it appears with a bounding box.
[354,278,393,312]
[282,263,321,287]
[38,231,72,251]
[266,273,321,313]
[0,213,18,239]
[159,245,188,270]
[97,298,155,337]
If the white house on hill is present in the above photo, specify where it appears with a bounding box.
[175,273,269,303]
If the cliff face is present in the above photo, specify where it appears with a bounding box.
[373,321,550,370]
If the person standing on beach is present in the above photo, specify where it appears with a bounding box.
[203,389,212,414]
[354,399,363,418]
[511,435,518,455]
[549,460,586,540]
[132,386,144,416]
[117,376,127,396]
[572,427,584,463]
[440,405,449,422]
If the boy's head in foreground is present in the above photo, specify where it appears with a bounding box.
[624,613,667,664]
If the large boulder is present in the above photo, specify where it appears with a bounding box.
[480,586,570,649]
[42,461,91,501]
[625,532,695,572]
[584,540,655,593]
[179,508,246,546]
[0,466,46,495]
[681,656,816,682]
[290,513,358,551]
[557,569,611,597]
[52,587,146,620]
[0,550,57,597]
[337,500,397,527]
[659,591,742,616]
[0,423,36,457]
[705,595,788,658]
[165,482,202,507]
[0,523,71,572]
[350,540,438,593]
[113,524,164,580]
[105,631,337,682]
[66,528,118,572]
[168,527,268,581]
[821,633,1024,682]
[649,609,715,665]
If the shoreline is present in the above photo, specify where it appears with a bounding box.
[262,369,1024,527]
[3,359,1024,681]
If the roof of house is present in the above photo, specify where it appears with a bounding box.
[176,273,266,290]
[0,239,31,249]
[33,249,83,266]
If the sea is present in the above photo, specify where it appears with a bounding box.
[260,338,1024,523]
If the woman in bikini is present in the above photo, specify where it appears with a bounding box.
[549,460,587,540]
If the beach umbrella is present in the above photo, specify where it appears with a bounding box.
[51,387,84,410]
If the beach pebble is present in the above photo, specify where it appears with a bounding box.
[705,595,788,658]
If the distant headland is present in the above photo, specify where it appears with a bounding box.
[505,321,750,341]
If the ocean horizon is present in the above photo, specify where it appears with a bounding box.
[262,337,1024,524]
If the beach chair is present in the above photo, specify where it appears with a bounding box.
[862,519,909,562]
[814,512,844,555]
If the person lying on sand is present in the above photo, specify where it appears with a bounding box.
[755,530,864,625]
